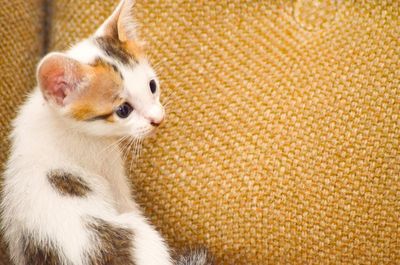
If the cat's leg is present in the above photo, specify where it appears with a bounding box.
[85,172,172,264]
[99,170,172,264]
[105,172,141,214]
[112,211,173,265]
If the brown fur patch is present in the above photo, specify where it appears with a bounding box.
[87,218,135,265]
[48,169,91,197]
[69,58,124,122]
[96,36,140,65]
[22,234,66,265]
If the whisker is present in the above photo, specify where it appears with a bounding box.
[151,58,166,71]
[99,135,129,155]
[162,89,176,103]
[129,139,138,173]
[125,138,136,161]
[109,139,127,165]
[163,101,173,109]
[120,138,133,163]
[164,89,176,98]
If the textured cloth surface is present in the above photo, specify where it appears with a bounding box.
[1,0,400,264]
[0,0,44,262]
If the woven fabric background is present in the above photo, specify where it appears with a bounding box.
[1,0,399,264]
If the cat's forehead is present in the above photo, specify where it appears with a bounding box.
[67,38,156,87]
[95,36,144,65]
[67,37,144,66]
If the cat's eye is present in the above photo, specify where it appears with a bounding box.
[115,102,133,118]
[149,79,157,94]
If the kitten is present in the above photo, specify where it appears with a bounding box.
[1,1,214,264]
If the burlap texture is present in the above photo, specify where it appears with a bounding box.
[1,0,399,264]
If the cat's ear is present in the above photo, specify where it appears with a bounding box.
[96,0,137,42]
[37,52,90,106]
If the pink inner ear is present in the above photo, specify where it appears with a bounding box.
[38,54,84,106]
[41,69,68,105]
[51,76,68,105]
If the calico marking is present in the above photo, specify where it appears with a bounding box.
[96,36,139,65]
[47,170,91,197]
[22,234,67,265]
[69,57,124,122]
[91,57,123,80]
[87,218,135,265]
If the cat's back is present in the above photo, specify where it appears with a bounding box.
[1,89,118,265]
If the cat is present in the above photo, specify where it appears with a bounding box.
[1,0,214,264]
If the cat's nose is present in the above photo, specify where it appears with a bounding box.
[147,105,164,127]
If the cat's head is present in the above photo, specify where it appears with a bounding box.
[37,0,164,139]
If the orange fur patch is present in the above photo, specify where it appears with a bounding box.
[123,40,145,60]
[69,59,124,122]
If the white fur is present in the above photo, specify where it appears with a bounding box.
[1,0,171,264]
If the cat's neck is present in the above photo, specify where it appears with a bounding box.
[12,89,125,176]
